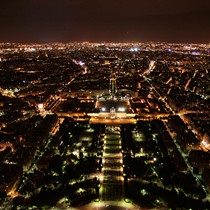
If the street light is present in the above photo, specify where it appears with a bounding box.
[101,107,106,112]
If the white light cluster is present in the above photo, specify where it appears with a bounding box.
[101,107,106,112]
[130,47,139,52]
[38,103,44,109]
[118,107,125,112]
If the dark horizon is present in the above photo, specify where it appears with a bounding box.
[1,0,210,44]
[1,39,210,45]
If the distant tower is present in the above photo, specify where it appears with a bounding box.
[109,74,117,95]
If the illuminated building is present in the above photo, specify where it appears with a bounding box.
[92,74,136,121]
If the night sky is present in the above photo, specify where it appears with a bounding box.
[1,0,210,43]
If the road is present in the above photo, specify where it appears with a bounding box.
[143,76,208,198]
[16,119,61,195]
[164,120,208,198]
[90,117,136,125]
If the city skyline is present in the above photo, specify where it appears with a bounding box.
[1,0,210,43]
[0,42,210,209]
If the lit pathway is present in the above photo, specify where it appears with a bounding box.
[81,125,140,209]
[100,126,124,201]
